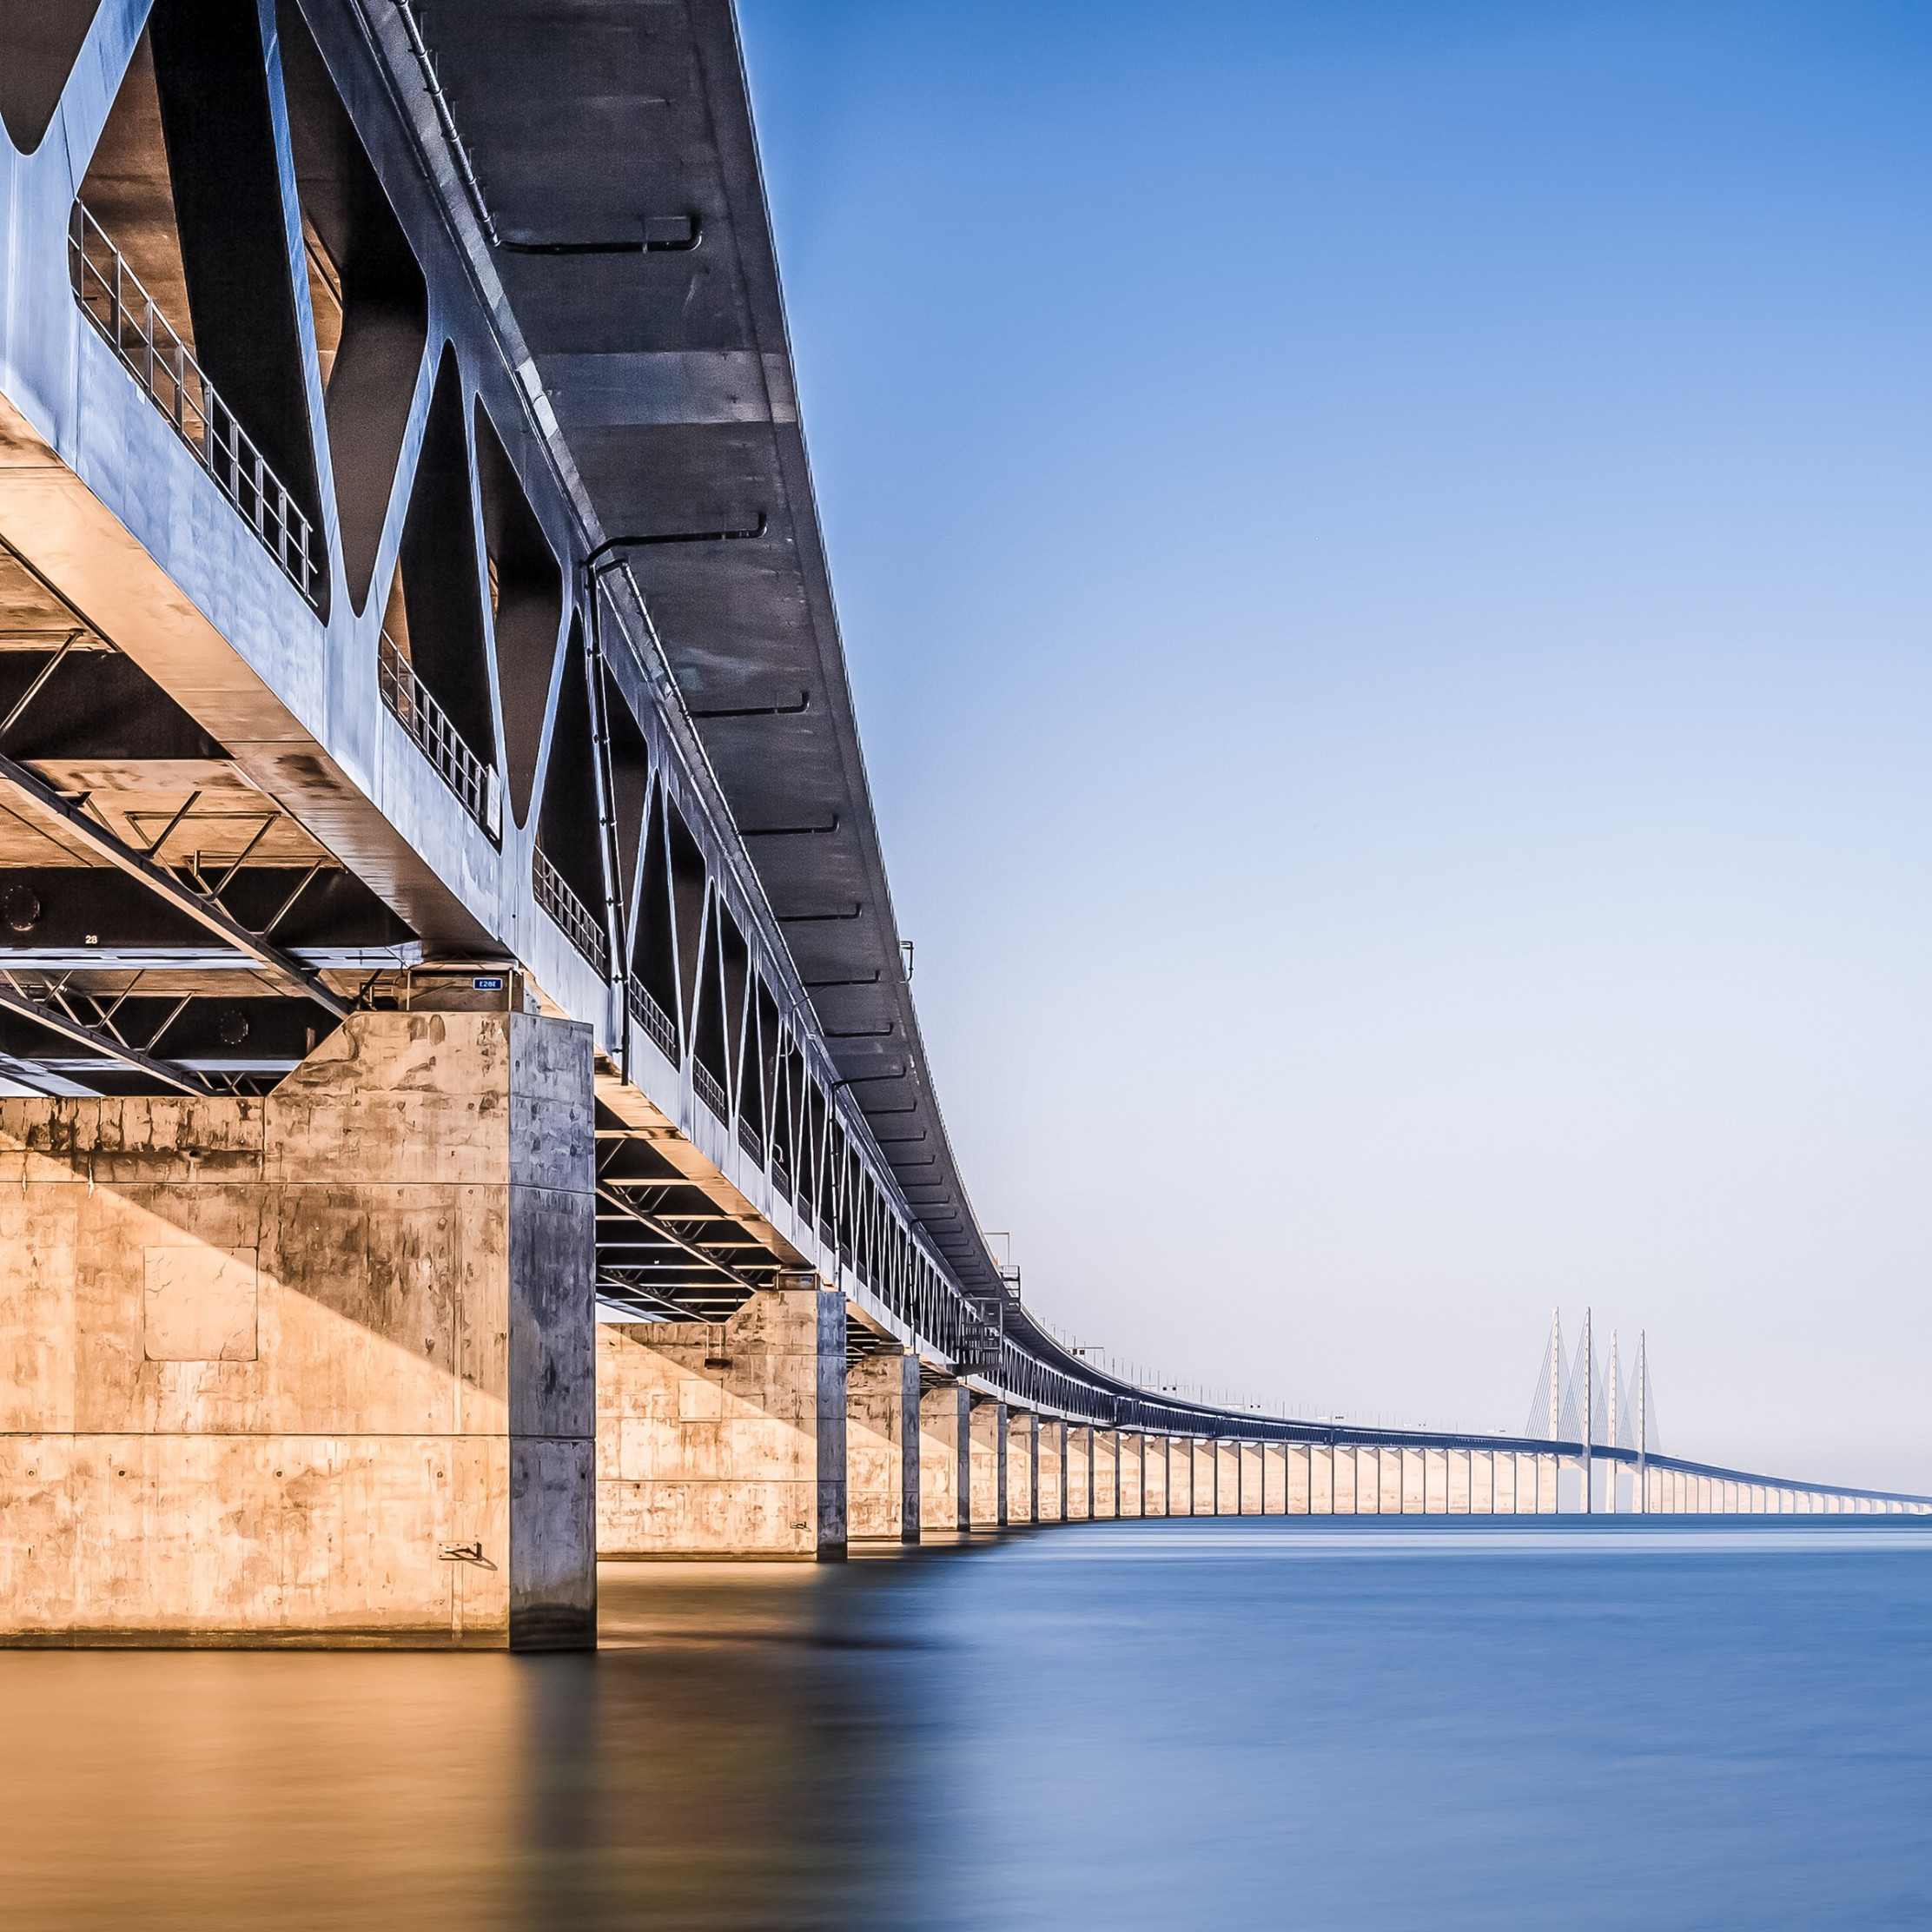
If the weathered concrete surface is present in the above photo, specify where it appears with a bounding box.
[1193,1439,1216,1516]
[1038,1419,1066,1524]
[1379,1448,1403,1516]
[1260,1441,1285,1514]
[1288,1444,1311,1514]
[969,1398,1006,1526]
[1119,1432,1143,1518]
[1146,1436,1171,1517]
[918,1384,971,1534]
[598,1286,846,1559]
[1310,1446,1333,1513]
[1067,1426,1092,1522]
[1007,1410,1037,1525]
[0,1011,597,1647]
[1170,1439,1194,1516]
[1095,1429,1118,1518]
[1466,1450,1489,1515]
[848,1351,918,1543]
[1216,1440,1240,1516]
[1399,1448,1422,1514]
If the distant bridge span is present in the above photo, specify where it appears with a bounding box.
[0,1,1918,1647]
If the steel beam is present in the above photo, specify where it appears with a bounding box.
[0,981,204,1094]
[0,751,349,1018]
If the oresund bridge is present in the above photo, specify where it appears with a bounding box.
[0,0,1920,1648]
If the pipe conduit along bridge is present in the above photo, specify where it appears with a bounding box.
[0,1,1920,1650]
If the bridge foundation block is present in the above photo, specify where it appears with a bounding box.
[917,1383,971,1534]
[596,1283,847,1559]
[1145,1436,1170,1516]
[1038,1419,1066,1523]
[1095,1428,1119,1517]
[1067,1425,1091,1521]
[0,1010,597,1648]
[1007,1410,1038,1524]
[969,1397,1006,1525]
[848,1350,918,1543]
[1119,1432,1143,1517]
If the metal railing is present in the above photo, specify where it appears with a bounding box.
[68,202,321,608]
[691,1058,729,1122]
[378,631,500,834]
[533,844,607,975]
[626,977,678,1062]
[737,1116,763,1163]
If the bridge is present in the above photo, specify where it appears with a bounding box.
[0,1,1920,1648]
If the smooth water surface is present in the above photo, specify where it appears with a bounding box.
[3,1518,1929,1929]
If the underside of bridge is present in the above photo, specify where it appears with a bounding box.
[0,1,1918,1649]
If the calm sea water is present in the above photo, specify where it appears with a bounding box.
[3,1518,1929,1930]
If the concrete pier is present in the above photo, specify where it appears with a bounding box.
[1192,1439,1215,1514]
[1068,1426,1092,1521]
[2,1011,598,1648]
[1039,1419,1067,1524]
[1008,1410,1039,1524]
[599,1282,847,1562]
[918,1385,972,1534]
[1144,1435,1169,1516]
[969,1399,1007,1526]
[1120,1433,1143,1516]
[1094,1429,1118,1518]
[848,1352,919,1543]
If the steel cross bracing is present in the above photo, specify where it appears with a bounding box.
[0,0,1923,1513]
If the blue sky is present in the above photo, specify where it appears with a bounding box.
[738,1,1932,1485]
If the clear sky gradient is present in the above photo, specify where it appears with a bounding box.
[737,0,1932,1488]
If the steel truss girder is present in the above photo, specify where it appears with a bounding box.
[0,751,348,1019]
[0,979,205,1094]
[595,1183,765,1294]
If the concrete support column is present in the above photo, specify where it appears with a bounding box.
[1217,1439,1241,1515]
[1406,1448,1429,1514]
[1144,1435,1169,1516]
[0,1011,600,1647]
[917,1383,971,1535]
[969,1398,1007,1526]
[1379,1446,1403,1515]
[1448,1448,1472,1514]
[1067,1426,1092,1522]
[1333,1446,1358,1514]
[1492,1452,1515,1515]
[1007,1410,1039,1524]
[1037,1418,1067,1523]
[1286,1444,1309,1513]
[1119,1433,1143,1517]
[1170,1439,1193,1516]
[601,1280,848,1565]
[1095,1429,1119,1518]
[1537,1454,1559,1514]
[1263,1441,1287,1514]
[1311,1445,1334,1513]
[847,1350,919,1543]
[1194,1439,1216,1515]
